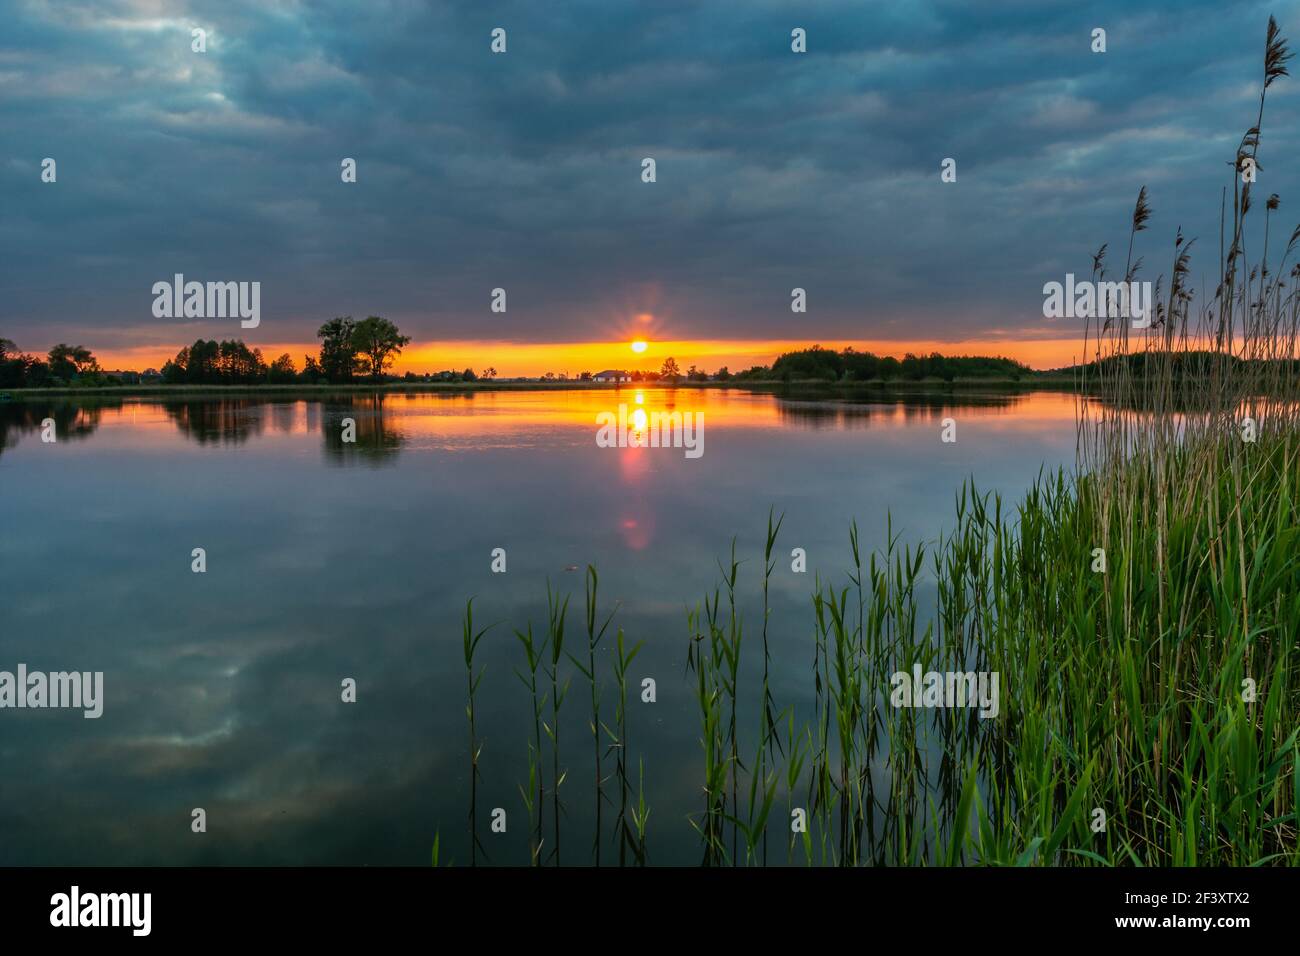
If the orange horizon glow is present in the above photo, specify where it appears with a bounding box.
[77,336,1096,378]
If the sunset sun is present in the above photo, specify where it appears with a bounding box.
[630,340,648,354]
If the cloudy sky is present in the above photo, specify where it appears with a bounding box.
[3,0,1298,373]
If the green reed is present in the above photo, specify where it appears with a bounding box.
[543,583,570,865]
[513,623,546,866]
[573,566,617,865]
[464,427,1296,866]
[611,627,645,865]
[461,599,491,866]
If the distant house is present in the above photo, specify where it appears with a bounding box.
[593,369,631,383]
[141,368,163,384]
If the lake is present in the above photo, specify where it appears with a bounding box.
[0,387,1079,865]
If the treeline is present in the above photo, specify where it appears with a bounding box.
[730,346,1034,383]
[4,332,1044,390]
[1,316,417,389]
[163,339,280,384]
[162,315,413,385]
[1,340,107,388]
[1055,351,1300,378]
[2,315,420,389]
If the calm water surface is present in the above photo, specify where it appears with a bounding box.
[0,387,1078,864]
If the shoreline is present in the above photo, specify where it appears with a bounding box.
[2,376,1078,399]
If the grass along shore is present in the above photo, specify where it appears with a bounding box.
[455,423,1299,866]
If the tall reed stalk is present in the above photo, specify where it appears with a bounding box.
[572,566,617,865]
[543,583,570,865]
[514,624,547,866]
[611,627,644,865]
[461,600,491,866]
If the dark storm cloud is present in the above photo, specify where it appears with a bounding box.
[1,0,1298,352]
